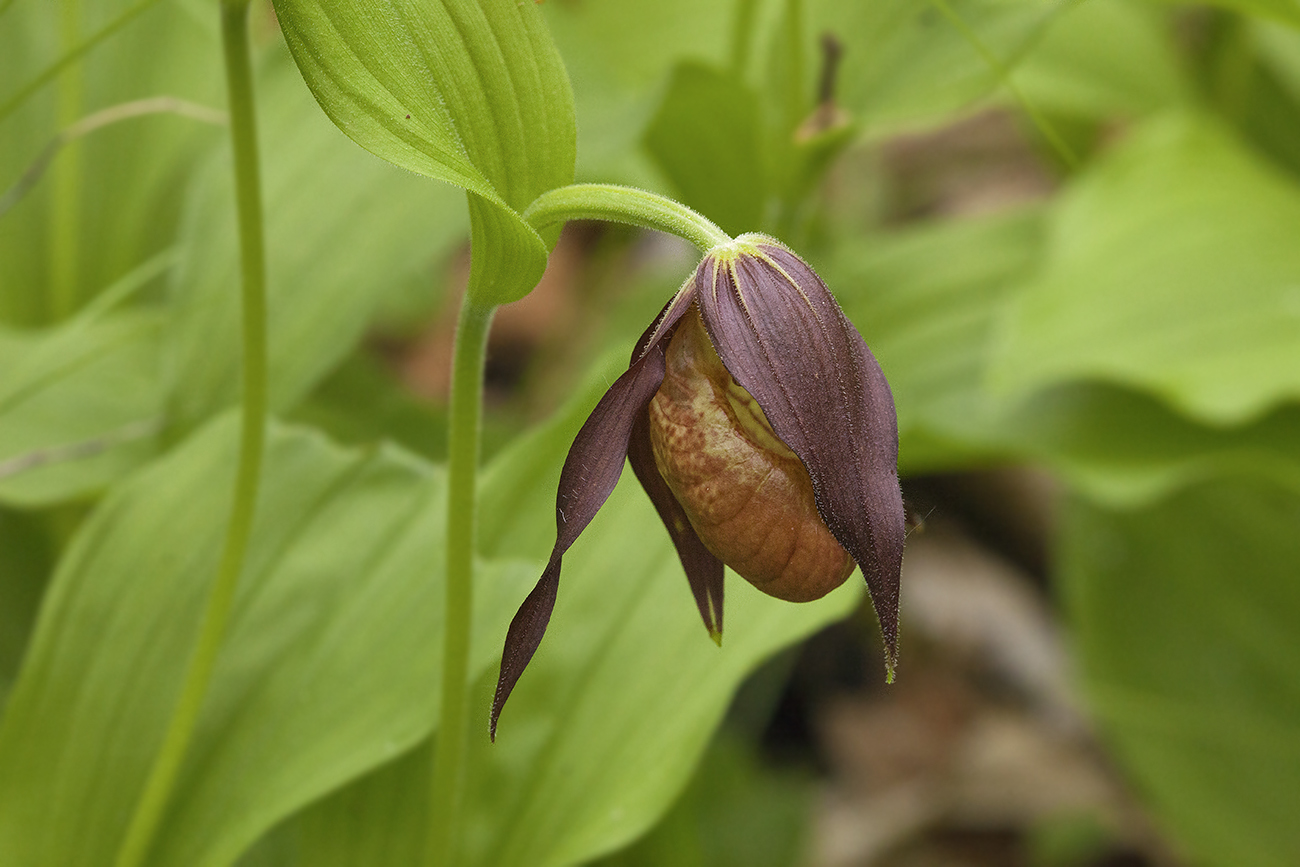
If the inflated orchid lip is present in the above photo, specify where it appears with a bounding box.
[490,234,905,740]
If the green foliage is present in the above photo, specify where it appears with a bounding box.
[990,113,1300,424]
[644,63,767,237]
[270,0,576,305]
[165,49,466,427]
[807,0,1069,129]
[0,0,222,324]
[540,0,734,182]
[0,255,168,506]
[0,508,55,705]
[829,210,1300,505]
[1062,479,1300,867]
[0,418,473,865]
[1015,0,1191,119]
[5,0,1300,864]
[593,733,812,867]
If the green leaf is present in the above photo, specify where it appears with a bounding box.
[540,0,733,182]
[1257,21,1300,101]
[0,508,55,706]
[989,113,1300,424]
[591,733,811,867]
[1061,478,1300,867]
[0,254,168,506]
[1016,0,1190,120]
[0,415,535,866]
[643,62,767,237]
[993,384,1300,506]
[271,0,576,305]
[292,742,430,866]
[165,49,467,427]
[825,206,1048,464]
[0,0,224,324]
[826,210,1300,506]
[808,0,1069,131]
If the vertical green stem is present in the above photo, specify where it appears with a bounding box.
[50,0,83,320]
[427,297,495,867]
[113,2,267,865]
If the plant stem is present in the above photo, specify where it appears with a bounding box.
[523,184,731,252]
[427,297,495,867]
[113,2,267,865]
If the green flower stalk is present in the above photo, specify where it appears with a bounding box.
[491,234,905,738]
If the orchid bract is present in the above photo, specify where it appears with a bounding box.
[491,234,905,738]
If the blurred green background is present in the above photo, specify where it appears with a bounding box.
[2,0,1299,864]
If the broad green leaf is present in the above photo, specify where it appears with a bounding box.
[1016,0,1189,119]
[990,384,1300,505]
[1224,23,1300,179]
[989,114,1300,424]
[0,313,160,507]
[297,733,812,867]
[271,0,576,304]
[293,742,430,866]
[826,207,1048,455]
[287,353,523,466]
[809,0,1069,132]
[1257,20,1300,100]
[0,508,55,706]
[592,733,811,867]
[541,0,732,182]
[0,415,535,866]
[827,210,1300,505]
[0,0,223,325]
[289,354,451,464]
[165,49,466,428]
[0,253,168,506]
[643,62,767,236]
[1061,478,1300,866]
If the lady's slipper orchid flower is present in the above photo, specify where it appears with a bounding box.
[491,234,905,738]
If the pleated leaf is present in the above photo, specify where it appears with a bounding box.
[1062,478,1300,867]
[0,416,535,866]
[827,209,1300,506]
[0,0,223,324]
[271,0,576,304]
[0,256,167,506]
[990,113,1300,425]
[165,50,466,428]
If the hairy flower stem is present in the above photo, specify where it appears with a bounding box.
[524,184,731,253]
[113,2,267,864]
[428,298,495,867]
